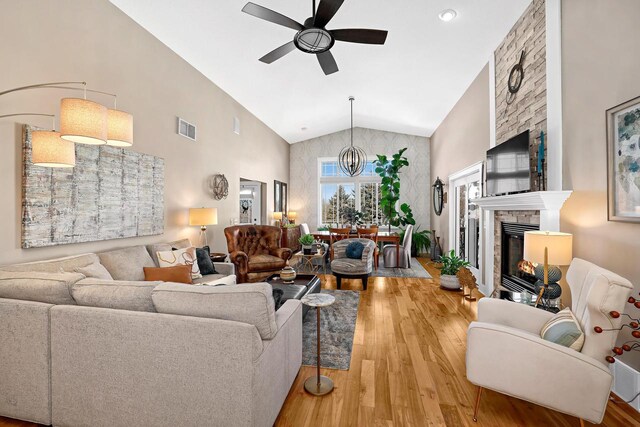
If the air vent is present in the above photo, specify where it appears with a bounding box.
[233,117,240,135]
[177,117,196,141]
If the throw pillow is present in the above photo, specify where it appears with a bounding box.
[346,241,365,259]
[144,265,193,284]
[74,262,113,280]
[156,247,202,279]
[273,288,284,311]
[196,246,218,275]
[540,307,585,351]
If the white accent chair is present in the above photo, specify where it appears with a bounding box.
[466,258,633,425]
[382,224,413,268]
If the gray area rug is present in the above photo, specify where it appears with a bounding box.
[297,257,432,279]
[302,289,359,370]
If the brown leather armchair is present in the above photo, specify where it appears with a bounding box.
[224,225,292,283]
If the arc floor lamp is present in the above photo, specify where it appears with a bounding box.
[0,81,134,168]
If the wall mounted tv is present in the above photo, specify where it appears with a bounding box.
[486,130,531,196]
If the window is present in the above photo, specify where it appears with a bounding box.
[318,159,385,226]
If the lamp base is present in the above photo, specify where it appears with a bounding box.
[534,281,562,312]
[199,226,208,248]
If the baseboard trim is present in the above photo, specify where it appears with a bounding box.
[610,359,640,412]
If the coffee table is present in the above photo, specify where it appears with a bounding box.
[266,274,321,318]
[301,293,335,396]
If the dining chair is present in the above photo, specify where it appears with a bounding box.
[357,226,379,271]
[383,224,413,268]
[329,227,352,261]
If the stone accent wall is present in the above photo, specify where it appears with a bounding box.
[495,0,547,191]
[493,210,540,293]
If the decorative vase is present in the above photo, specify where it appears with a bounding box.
[440,274,461,291]
[431,233,443,261]
[280,265,296,283]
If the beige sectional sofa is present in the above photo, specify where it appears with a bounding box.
[0,239,303,427]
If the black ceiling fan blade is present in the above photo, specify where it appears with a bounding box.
[314,0,344,28]
[259,41,297,64]
[242,2,304,31]
[317,51,339,75]
[332,28,388,45]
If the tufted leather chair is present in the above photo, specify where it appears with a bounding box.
[224,225,292,283]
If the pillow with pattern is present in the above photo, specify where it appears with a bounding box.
[540,307,585,351]
[156,247,202,280]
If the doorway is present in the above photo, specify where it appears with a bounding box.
[239,179,265,225]
[448,163,483,281]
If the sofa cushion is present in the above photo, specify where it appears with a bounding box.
[0,271,83,305]
[146,243,173,267]
[169,238,192,249]
[74,261,113,280]
[71,278,159,312]
[248,254,286,272]
[143,265,192,284]
[152,282,278,339]
[0,253,99,274]
[194,275,237,287]
[99,246,156,281]
[156,247,202,279]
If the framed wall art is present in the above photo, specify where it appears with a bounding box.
[607,95,640,223]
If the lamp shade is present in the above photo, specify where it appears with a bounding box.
[524,231,573,266]
[107,109,133,147]
[189,208,218,226]
[287,211,297,220]
[60,98,107,145]
[31,130,75,168]
[273,212,283,220]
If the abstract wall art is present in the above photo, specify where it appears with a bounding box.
[607,96,640,223]
[21,125,165,248]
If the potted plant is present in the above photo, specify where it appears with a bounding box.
[437,250,470,291]
[399,226,432,257]
[375,148,416,233]
[299,233,315,255]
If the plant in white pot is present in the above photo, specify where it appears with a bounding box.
[437,250,470,291]
[299,233,315,255]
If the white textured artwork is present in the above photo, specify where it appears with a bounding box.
[22,125,165,248]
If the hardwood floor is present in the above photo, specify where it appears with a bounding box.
[1,260,638,426]
[274,260,640,427]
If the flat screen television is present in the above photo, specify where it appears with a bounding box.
[486,130,531,196]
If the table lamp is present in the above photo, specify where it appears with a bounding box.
[287,211,297,224]
[189,207,218,247]
[523,231,573,310]
[273,212,283,227]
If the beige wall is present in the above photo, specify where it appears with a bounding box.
[560,0,640,369]
[0,0,289,265]
[429,65,491,251]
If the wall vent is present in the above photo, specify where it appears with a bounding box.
[177,117,196,141]
[611,359,640,412]
[233,117,240,135]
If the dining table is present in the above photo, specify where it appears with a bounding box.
[311,230,402,268]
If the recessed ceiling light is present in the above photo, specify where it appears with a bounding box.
[438,9,457,22]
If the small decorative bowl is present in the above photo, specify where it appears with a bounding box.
[280,266,296,284]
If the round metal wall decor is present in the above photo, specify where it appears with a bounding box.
[508,50,526,94]
[209,174,229,200]
[433,177,445,216]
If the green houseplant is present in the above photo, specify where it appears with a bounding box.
[375,148,416,232]
[437,250,470,290]
[299,233,315,255]
[399,226,431,257]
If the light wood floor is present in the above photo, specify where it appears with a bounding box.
[1,260,639,427]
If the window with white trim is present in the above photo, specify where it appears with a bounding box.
[318,159,385,226]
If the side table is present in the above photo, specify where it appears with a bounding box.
[301,293,335,396]
[292,251,327,275]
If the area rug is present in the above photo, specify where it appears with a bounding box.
[296,257,432,279]
[302,289,359,370]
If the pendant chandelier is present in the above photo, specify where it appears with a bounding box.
[338,96,367,177]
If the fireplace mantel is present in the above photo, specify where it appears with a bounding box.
[472,191,572,230]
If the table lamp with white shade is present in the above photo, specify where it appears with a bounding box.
[273,212,283,227]
[287,211,297,224]
[523,231,573,310]
[189,207,218,247]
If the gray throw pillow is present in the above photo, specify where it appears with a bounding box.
[74,262,113,280]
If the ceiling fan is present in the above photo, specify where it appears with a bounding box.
[241,0,388,75]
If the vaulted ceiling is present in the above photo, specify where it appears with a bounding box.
[110,0,530,143]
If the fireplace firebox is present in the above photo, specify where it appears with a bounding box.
[500,222,539,293]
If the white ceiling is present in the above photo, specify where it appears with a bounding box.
[109,0,530,143]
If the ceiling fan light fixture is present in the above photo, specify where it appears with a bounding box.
[438,9,458,22]
[295,28,334,53]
